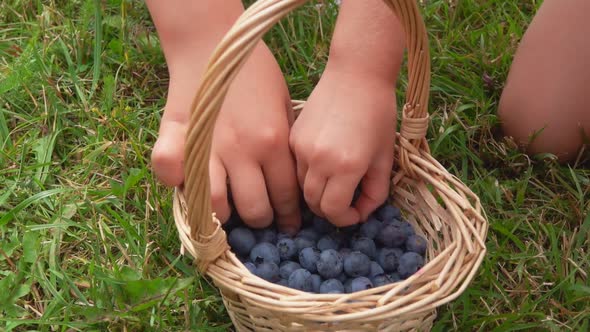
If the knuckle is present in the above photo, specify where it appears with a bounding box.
[239,204,273,227]
[255,126,287,149]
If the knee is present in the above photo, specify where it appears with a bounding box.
[498,88,587,163]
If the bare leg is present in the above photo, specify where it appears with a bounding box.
[498,0,590,162]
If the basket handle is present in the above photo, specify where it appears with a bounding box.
[182,0,430,270]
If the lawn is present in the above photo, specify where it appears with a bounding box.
[1,0,589,331]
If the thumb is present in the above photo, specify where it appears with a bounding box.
[151,118,187,187]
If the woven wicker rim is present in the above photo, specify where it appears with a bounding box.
[173,0,488,327]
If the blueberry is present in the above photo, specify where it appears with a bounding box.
[254,262,280,282]
[343,251,371,277]
[316,249,344,279]
[387,272,401,282]
[399,220,416,238]
[297,228,321,242]
[369,261,385,278]
[337,273,348,283]
[406,234,427,256]
[294,236,315,252]
[279,261,301,280]
[250,243,280,265]
[376,248,402,272]
[312,216,335,234]
[288,269,313,292]
[376,204,401,222]
[317,234,340,251]
[277,279,289,287]
[277,238,298,261]
[311,274,322,293]
[254,227,277,244]
[371,274,392,287]
[299,247,321,273]
[359,217,382,239]
[228,227,256,256]
[398,252,424,279]
[351,237,377,259]
[376,223,407,248]
[243,262,257,274]
[350,277,373,292]
[320,279,345,294]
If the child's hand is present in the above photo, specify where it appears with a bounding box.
[152,43,301,233]
[289,66,397,227]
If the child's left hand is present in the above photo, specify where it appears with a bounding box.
[289,66,398,227]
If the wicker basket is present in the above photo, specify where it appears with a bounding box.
[172,0,488,330]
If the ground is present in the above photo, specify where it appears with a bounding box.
[1,0,589,331]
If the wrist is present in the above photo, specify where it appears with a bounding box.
[323,52,398,88]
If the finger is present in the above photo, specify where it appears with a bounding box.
[355,152,393,221]
[262,149,301,235]
[320,174,362,227]
[295,156,308,188]
[226,160,273,228]
[209,156,231,223]
[151,119,186,186]
[303,169,327,217]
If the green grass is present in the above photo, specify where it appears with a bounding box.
[1,0,589,331]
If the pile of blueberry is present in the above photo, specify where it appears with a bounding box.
[223,203,427,294]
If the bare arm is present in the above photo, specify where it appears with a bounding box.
[328,0,405,85]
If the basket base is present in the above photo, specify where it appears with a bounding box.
[218,286,436,332]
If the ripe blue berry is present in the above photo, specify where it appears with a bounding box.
[350,277,373,292]
[351,237,377,259]
[316,249,344,279]
[299,247,321,273]
[254,262,280,282]
[369,261,385,278]
[398,252,424,279]
[277,279,289,287]
[311,274,322,293]
[376,223,407,248]
[337,273,348,283]
[376,248,402,272]
[406,234,427,256]
[249,243,280,265]
[244,262,256,274]
[277,238,297,261]
[294,236,315,253]
[279,261,301,280]
[297,228,321,242]
[371,274,392,287]
[228,227,256,256]
[376,204,401,222]
[254,227,277,244]
[288,269,313,292]
[320,279,345,294]
[359,217,382,239]
[317,234,340,251]
[312,216,335,234]
[399,220,416,238]
[343,251,371,277]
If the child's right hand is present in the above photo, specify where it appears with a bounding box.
[151,42,302,234]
